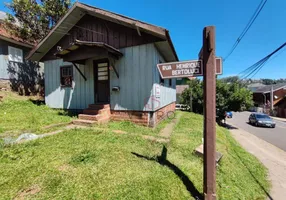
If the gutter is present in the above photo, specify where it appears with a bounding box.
[0,35,34,49]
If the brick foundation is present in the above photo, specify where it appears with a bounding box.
[111,102,176,127]
[111,110,149,126]
[152,102,176,126]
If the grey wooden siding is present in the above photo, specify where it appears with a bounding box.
[110,43,154,111]
[44,59,94,109]
[110,43,176,111]
[152,46,176,110]
[44,43,176,111]
[0,40,35,79]
[0,55,9,79]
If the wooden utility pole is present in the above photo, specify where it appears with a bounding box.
[270,85,274,111]
[203,26,216,200]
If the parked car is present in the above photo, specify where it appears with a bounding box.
[248,113,276,128]
[226,111,233,118]
[175,104,190,111]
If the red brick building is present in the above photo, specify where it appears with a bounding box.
[252,83,286,118]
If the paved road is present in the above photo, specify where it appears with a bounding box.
[227,111,286,152]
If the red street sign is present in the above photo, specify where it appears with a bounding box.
[157,57,222,79]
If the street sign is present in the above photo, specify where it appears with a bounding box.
[157,57,222,79]
[216,57,223,75]
[157,60,203,79]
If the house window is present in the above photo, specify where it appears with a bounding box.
[169,79,172,87]
[60,66,73,87]
[8,46,23,63]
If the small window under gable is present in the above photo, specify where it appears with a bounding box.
[8,46,23,63]
[60,66,73,87]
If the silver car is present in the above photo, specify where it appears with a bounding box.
[249,113,276,128]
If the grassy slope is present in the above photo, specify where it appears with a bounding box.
[0,92,74,136]
[0,112,270,199]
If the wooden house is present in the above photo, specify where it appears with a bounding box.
[27,2,178,126]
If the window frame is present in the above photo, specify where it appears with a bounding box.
[8,46,23,63]
[158,60,164,85]
[169,79,172,87]
[60,65,73,88]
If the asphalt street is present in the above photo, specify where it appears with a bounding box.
[227,111,286,152]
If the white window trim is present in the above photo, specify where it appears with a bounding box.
[8,46,23,63]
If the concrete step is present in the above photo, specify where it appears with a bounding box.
[72,119,97,126]
[97,115,111,124]
[79,114,102,121]
[83,108,110,115]
[88,104,110,110]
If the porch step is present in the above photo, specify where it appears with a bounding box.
[79,114,103,121]
[72,119,97,126]
[88,104,110,110]
[83,108,110,115]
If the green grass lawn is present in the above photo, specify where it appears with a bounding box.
[0,92,74,136]
[0,111,270,200]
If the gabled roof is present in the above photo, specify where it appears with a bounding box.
[27,2,178,62]
[253,83,286,94]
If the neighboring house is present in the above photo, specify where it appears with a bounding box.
[176,85,189,103]
[176,77,195,85]
[27,2,178,126]
[247,82,265,93]
[252,83,286,118]
[0,11,34,80]
[0,11,43,95]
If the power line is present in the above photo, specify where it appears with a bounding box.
[238,42,286,80]
[224,0,268,62]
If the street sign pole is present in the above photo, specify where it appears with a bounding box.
[156,25,219,200]
[203,26,216,200]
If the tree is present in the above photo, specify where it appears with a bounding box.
[180,79,203,113]
[219,76,240,84]
[5,0,71,43]
[181,79,253,115]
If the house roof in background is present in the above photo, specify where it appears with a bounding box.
[27,2,179,62]
[0,11,33,48]
[176,85,189,94]
[247,83,266,92]
[253,83,286,94]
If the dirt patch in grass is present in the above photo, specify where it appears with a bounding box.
[113,130,127,134]
[58,164,75,172]
[14,185,41,200]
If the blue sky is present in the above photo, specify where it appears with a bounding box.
[1,0,285,79]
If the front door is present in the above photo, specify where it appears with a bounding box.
[94,60,110,104]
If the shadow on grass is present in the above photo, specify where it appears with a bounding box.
[223,123,238,130]
[132,146,203,200]
[57,110,80,117]
[29,99,45,106]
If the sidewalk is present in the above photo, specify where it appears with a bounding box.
[228,123,286,200]
[271,116,286,122]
